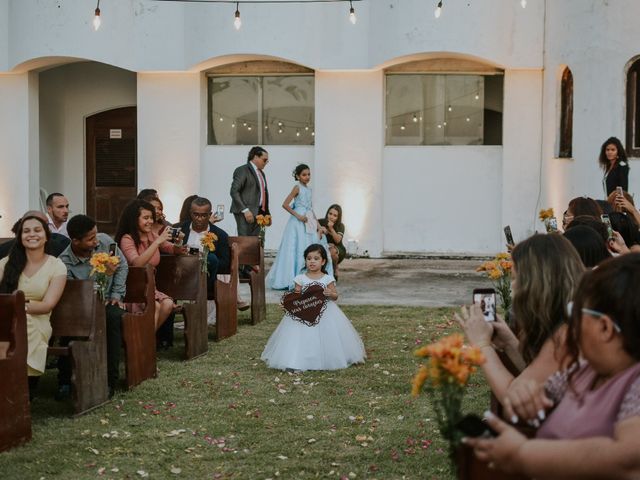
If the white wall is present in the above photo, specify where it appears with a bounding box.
[314,71,384,256]
[0,73,36,235]
[383,147,502,254]
[541,0,640,218]
[137,73,201,222]
[39,62,136,213]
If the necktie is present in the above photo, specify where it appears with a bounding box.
[258,170,266,212]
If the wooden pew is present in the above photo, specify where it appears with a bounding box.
[215,242,239,341]
[0,291,31,452]
[49,280,109,415]
[229,236,266,325]
[156,255,208,359]
[122,265,157,388]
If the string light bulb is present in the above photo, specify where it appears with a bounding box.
[349,1,357,24]
[434,1,443,18]
[520,0,527,7]
[233,3,242,30]
[93,0,101,31]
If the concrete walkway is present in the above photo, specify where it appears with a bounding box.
[250,258,494,307]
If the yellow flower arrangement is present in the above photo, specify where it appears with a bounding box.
[255,214,272,246]
[477,253,513,314]
[539,208,554,221]
[89,252,120,300]
[412,334,485,464]
[200,232,218,274]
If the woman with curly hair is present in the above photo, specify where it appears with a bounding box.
[115,199,183,330]
[0,214,67,398]
[599,136,630,197]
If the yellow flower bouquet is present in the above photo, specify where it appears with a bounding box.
[200,231,218,274]
[89,252,120,301]
[539,207,558,233]
[477,252,513,315]
[255,214,272,247]
[412,334,485,464]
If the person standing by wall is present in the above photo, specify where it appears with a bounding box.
[599,137,629,197]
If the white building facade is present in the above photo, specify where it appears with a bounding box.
[0,0,638,255]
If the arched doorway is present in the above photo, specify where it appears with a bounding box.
[85,106,137,235]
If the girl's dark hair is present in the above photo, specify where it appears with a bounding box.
[566,254,640,380]
[323,204,344,231]
[567,197,603,218]
[511,233,585,364]
[565,215,609,243]
[178,194,199,224]
[563,225,611,268]
[303,243,328,274]
[115,199,156,246]
[0,216,50,293]
[247,146,267,163]
[609,211,640,247]
[598,136,628,171]
[292,164,310,181]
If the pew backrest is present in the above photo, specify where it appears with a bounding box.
[156,255,201,301]
[50,279,98,338]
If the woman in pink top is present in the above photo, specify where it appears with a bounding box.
[116,199,182,329]
[465,254,640,479]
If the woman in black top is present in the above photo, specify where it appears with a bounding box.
[319,204,346,279]
[599,137,629,196]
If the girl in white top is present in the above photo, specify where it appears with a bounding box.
[261,243,365,371]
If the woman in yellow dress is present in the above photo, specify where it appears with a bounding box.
[0,214,67,399]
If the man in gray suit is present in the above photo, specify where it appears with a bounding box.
[230,146,270,236]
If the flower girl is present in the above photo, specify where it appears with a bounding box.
[261,244,365,371]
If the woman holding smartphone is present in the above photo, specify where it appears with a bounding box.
[465,254,640,479]
[116,199,184,330]
[456,234,585,423]
[319,204,346,280]
[599,136,629,197]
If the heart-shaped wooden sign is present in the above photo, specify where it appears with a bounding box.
[281,283,328,327]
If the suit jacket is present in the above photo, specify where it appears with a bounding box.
[230,163,270,215]
[179,221,231,275]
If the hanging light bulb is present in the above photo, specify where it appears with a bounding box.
[434,1,443,18]
[412,114,418,123]
[233,3,242,30]
[447,105,452,112]
[296,129,301,137]
[520,0,527,7]
[349,1,357,24]
[93,0,101,31]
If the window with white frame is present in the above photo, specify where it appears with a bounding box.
[208,74,315,146]
[385,73,503,146]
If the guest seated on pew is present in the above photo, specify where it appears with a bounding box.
[319,204,347,281]
[456,234,584,423]
[148,196,172,235]
[563,225,611,268]
[58,214,128,398]
[0,211,70,260]
[177,197,230,300]
[465,253,640,479]
[176,194,199,225]
[116,200,184,330]
[0,214,67,400]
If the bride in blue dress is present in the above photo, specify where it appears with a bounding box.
[266,164,333,290]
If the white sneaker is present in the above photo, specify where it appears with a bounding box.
[207,300,217,325]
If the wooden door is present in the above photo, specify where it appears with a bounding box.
[86,107,137,236]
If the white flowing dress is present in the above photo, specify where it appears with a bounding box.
[261,273,366,371]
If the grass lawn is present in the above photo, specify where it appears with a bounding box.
[0,305,489,479]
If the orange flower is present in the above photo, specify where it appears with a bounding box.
[539,208,554,221]
[89,252,120,276]
[488,268,503,280]
[256,214,272,227]
[411,365,429,397]
[201,232,218,252]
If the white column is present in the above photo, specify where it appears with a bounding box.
[314,71,384,256]
[501,69,544,240]
[0,73,38,235]
[137,72,201,222]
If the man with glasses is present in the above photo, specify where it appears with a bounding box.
[179,197,231,301]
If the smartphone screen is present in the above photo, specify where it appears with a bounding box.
[547,217,558,232]
[215,204,225,221]
[108,243,117,256]
[601,214,614,240]
[503,225,514,245]
[473,288,496,321]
